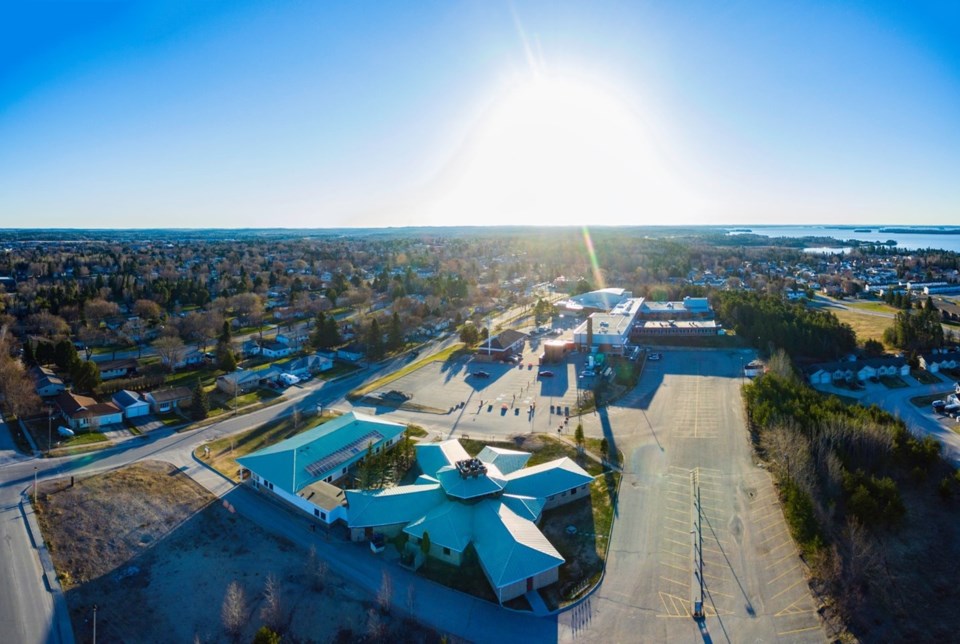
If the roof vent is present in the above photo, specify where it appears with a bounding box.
[455,458,487,479]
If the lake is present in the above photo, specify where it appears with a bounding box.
[728,225,960,253]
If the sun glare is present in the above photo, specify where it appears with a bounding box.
[424,74,699,226]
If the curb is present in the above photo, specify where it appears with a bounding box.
[20,489,76,644]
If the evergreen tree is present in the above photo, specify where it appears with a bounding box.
[22,340,36,367]
[53,338,80,371]
[387,312,403,351]
[72,360,101,393]
[366,319,384,360]
[217,343,237,372]
[219,320,231,344]
[191,379,209,420]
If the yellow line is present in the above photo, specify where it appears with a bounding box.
[768,540,795,554]
[770,578,806,601]
[766,551,797,570]
[661,561,688,573]
[777,626,821,636]
[768,564,800,585]
[759,528,789,545]
[705,589,735,599]
[664,515,688,526]
[660,576,686,586]
[665,526,691,536]
[664,537,689,548]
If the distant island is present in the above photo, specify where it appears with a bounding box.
[853,228,872,233]
[878,227,960,235]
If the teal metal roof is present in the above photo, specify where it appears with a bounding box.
[415,440,469,477]
[435,463,507,500]
[236,411,406,495]
[345,484,445,528]
[403,502,474,553]
[477,446,531,475]
[504,457,593,499]
[500,494,544,522]
[473,501,564,588]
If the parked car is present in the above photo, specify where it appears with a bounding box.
[932,399,946,412]
[469,370,491,378]
[648,353,662,361]
[538,370,554,378]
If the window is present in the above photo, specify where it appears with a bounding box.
[314,509,320,517]
[443,547,450,556]
[320,512,326,521]
[570,488,576,495]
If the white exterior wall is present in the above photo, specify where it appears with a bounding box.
[497,566,559,603]
[541,483,590,511]
[250,474,346,525]
[124,401,150,418]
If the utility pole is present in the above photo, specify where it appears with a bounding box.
[47,406,53,453]
[33,466,38,504]
[93,604,97,644]
[691,468,704,620]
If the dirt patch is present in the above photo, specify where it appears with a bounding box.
[35,461,441,644]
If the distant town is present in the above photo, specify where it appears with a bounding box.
[2,226,960,643]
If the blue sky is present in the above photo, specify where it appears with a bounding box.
[1,1,958,229]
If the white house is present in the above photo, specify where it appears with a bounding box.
[96,358,138,381]
[30,366,65,398]
[278,353,333,379]
[111,390,150,419]
[259,340,293,359]
[919,350,960,373]
[55,391,124,430]
[144,387,192,414]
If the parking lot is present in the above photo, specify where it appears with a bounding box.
[366,341,591,437]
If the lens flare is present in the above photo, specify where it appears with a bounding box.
[581,226,605,290]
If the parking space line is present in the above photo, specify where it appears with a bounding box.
[759,528,789,545]
[660,561,688,573]
[768,564,800,585]
[768,539,795,555]
[660,576,686,587]
[776,625,821,636]
[664,526,691,537]
[664,515,688,526]
[765,551,797,569]
[664,537,689,548]
[770,578,806,601]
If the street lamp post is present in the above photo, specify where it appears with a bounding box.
[92,604,97,644]
[47,407,53,453]
[33,466,38,503]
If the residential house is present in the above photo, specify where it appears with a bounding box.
[919,350,960,374]
[111,390,150,419]
[96,358,138,381]
[337,344,365,363]
[30,366,65,397]
[216,367,280,394]
[805,356,909,385]
[237,411,407,525]
[55,391,123,430]
[277,353,333,379]
[259,340,293,359]
[144,387,192,414]
[345,438,593,603]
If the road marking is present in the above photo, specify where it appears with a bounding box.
[768,539,795,555]
[766,551,797,569]
[660,561,688,574]
[770,578,807,601]
[663,537,689,548]
[776,625,821,636]
[759,528,789,545]
[664,525,691,537]
[664,515,688,526]
[660,576,686,586]
[768,564,800,585]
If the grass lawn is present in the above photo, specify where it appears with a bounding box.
[157,413,185,427]
[208,387,279,414]
[828,307,893,346]
[460,434,604,477]
[350,342,467,398]
[23,417,109,452]
[163,367,222,389]
[196,412,336,482]
[406,424,428,438]
[880,375,909,389]
[912,369,942,385]
[841,300,900,314]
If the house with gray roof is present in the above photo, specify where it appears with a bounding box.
[237,411,407,525]
[344,438,593,603]
[111,389,150,418]
[30,365,65,398]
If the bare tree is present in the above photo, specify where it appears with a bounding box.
[366,607,386,642]
[292,406,301,430]
[153,335,187,371]
[376,570,392,615]
[307,544,327,592]
[259,573,283,633]
[221,580,247,641]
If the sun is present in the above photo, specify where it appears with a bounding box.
[422,73,698,226]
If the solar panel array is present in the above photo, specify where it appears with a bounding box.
[303,430,384,478]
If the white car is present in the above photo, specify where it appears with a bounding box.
[648,353,661,361]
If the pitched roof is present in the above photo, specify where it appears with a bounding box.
[98,358,138,372]
[504,457,593,498]
[346,484,445,528]
[415,440,470,477]
[477,446,531,475]
[434,463,507,500]
[112,390,145,408]
[55,391,121,420]
[472,501,564,588]
[147,387,192,403]
[237,411,406,495]
[500,494,544,522]
[403,501,474,553]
